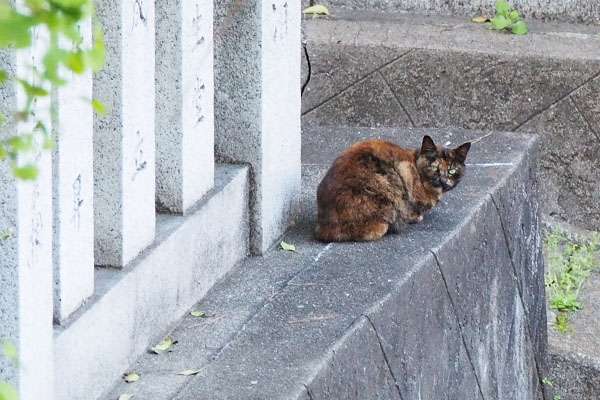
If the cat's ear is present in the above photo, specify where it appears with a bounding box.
[454,142,471,163]
[420,135,437,155]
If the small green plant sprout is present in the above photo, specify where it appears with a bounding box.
[541,377,553,387]
[545,228,600,332]
[490,1,528,35]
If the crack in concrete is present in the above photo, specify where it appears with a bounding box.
[377,70,416,127]
[487,193,549,400]
[303,383,316,400]
[430,250,487,400]
[514,69,600,132]
[364,315,406,400]
[569,96,600,143]
[301,50,413,116]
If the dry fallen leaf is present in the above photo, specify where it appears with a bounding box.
[118,394,134,400]
[472,17,491,23]
[177,369,203,376]
[190,311,206,318]
[151,337,174,354]
[280,241,300,253]
[302,5,330,15]
[123,373,139,383]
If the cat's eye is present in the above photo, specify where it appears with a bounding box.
[449,168,457,175]
[430,165,438,171]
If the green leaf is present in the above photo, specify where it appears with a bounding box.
[66,50,85,74]
[2,340,18,365]
[7,135,33,152]
[151,337,174,354]
[490,16,510,30]
[0,381,18,400]
[117,394,134,400]
[509,10,519,20]
[83,27,105,71]
[123,373,140,383]
[90,99,106,115]
[177,369,202,376]
[280,241,299,253]
[495,1,510,16]
[16,79,49,97]
[14,164,39,180]
[511,20,528,35]
[190,311,206,318]
[0,9,34,48]
[0,70,6,83]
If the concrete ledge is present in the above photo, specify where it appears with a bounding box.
[103,128,546,399]
[301,1,600,24]
[54,165,249,400]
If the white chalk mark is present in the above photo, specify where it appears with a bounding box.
[314,243,333,262]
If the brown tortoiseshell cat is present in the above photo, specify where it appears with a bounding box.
[315,136,471,242]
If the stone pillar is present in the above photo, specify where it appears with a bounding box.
[52,20,94,323]
[0,30,54,400]
[94,0,156,267]
[155,0,214,213]
[214,0,301,253]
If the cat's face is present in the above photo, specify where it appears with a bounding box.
[416,135,471,192]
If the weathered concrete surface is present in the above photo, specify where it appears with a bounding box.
[302,14,600,232]
[102,127,545,400]
[53,166,249,400]
[301,0,600,24]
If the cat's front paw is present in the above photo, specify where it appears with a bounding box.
[407,214,424,224]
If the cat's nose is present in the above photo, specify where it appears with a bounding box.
[441,180,453,191]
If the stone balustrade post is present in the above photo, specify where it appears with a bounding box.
[94,0,156,267]
[214,0,301,254]
[52,19,95,323]
[155,0,215,213]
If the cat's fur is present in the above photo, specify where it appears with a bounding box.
[314,135,471,242]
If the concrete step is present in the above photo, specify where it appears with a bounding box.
[546,270,600,399]
[102,127,545,400]
[53,165,249,400]
[301,12,600,233]
[302,1,600,24]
